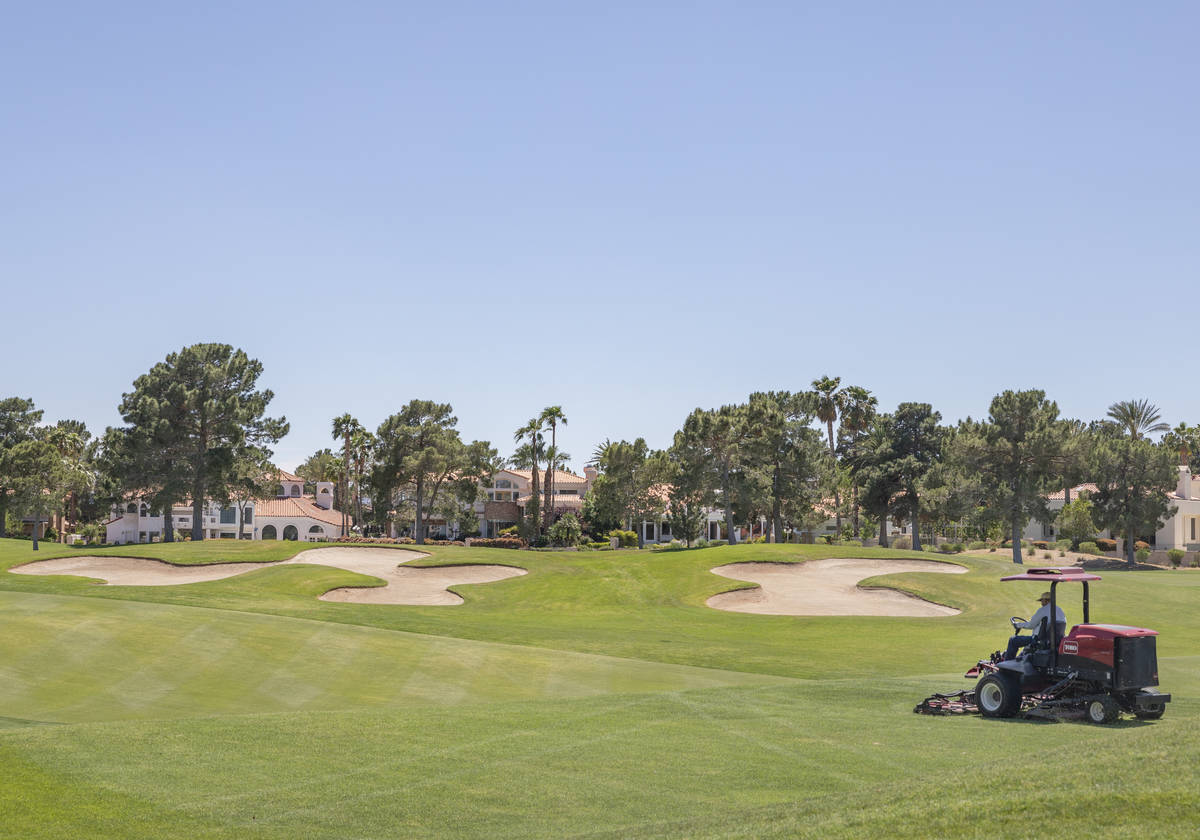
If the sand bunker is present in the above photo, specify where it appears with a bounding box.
[10,547,526,606]
[706,558,966,617]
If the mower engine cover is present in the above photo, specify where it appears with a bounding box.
[1059,624,1161,689]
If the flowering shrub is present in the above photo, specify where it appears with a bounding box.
[1096,538,1117,552]
[335,536,466,547]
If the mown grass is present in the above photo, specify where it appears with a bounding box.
[1,537,1196,838]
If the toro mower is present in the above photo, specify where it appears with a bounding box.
[915,567,1170,724]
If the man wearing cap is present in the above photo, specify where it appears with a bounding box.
[1004,592,1067,660]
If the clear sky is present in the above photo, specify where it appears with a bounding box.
[4,2,1197,471]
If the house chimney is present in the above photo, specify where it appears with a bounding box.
[583,466,598,487]
[315,481,335,510]
[1178,465,1193,501]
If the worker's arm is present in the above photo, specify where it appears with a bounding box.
[1019,606,1048,631]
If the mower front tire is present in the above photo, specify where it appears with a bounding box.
[1086,696,1121,725]
[976,673,1021,718]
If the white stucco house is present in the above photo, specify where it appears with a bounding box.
[105,469,346,544]
[1023,466,1200,551]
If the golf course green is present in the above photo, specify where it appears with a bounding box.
[1,538,1196,839]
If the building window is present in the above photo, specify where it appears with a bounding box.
[140,505,148,517]
[496,479,512,489]
[261,524,278,540]
[309,525,324,535]
[126,503,137,514]
[220,508,236,524]
[644,523,655,541]
[290,484,301,497]
[283,525,298,541]
[661,523,672,536]
[1192,518,1197,541]
[244,509,253,524]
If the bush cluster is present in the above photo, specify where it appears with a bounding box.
[607,530,638,548]
[1054,539,1072,551]
[1167,549,1185,568]
[967,541,989,551]
[937,543,964,554]
[1134,540,1150,551]
[1095,538,1117,552]
[468,537,526,550]
[1135,548,1151,562]
[1032,540,1049,550]
[1077,541,1100,556]
[891,536,912,550]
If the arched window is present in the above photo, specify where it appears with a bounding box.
[290,484,300,497]
[139,505,148,517]
[319,487,330,496]
[282,525,299,541]
[308,525,324,535]
[126,503,137,514]
[261,524,277,540]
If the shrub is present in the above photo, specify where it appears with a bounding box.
[1167,549,1185,568]
[1077,541,1100,556]
[1032,540,1049,550]
[1026,544,1036,556]
[498,525,520,537]
[549,513,582,547]
[469,537,526,550]
[968,541,988,551]
[1058,550,1066,557]
[1043,552,1052,560]
[842,539,863,547]
[989,546,997,552]
[1054,539,1072,551]
[607,529,638,548]
[1191,556,1200,568]
[937,543,963,554]
[891,536,912,550]
[1135,548,1151,563]
[1134,540,1150,551]
[1096,538,1117,552]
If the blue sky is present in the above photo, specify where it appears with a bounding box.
[3,2,1197,471]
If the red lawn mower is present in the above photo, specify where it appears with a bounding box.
[915,567,1170,724]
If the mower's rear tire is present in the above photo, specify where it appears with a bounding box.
[1134,690,1167,721]
[976,673,1020,718]
[1087,696,1120,725]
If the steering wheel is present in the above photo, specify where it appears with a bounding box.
[1010,616,1026,631]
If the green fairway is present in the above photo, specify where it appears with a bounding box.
[1,538,1197,838]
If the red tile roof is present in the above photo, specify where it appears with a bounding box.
[275,468,303,483]
[253,497,343,527]
[502,468,588,487]
[1046,484,1098,501]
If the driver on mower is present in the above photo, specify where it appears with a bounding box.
[1005,591,1065,660]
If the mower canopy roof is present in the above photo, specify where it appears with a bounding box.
[1000,567,1101,583]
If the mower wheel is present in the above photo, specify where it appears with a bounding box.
[976,673,1020,718]
[1086,696,1121,725]
[1134,690,1167,721]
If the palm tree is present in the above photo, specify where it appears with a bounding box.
[1162,422,1197,467]
[514,417,544,536]
[539,406,568,530]
[1106,399,1169,440]
[837,386,877,537]
[332,414,364,535]
[811,376,846,537]
[349,428,374,530]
